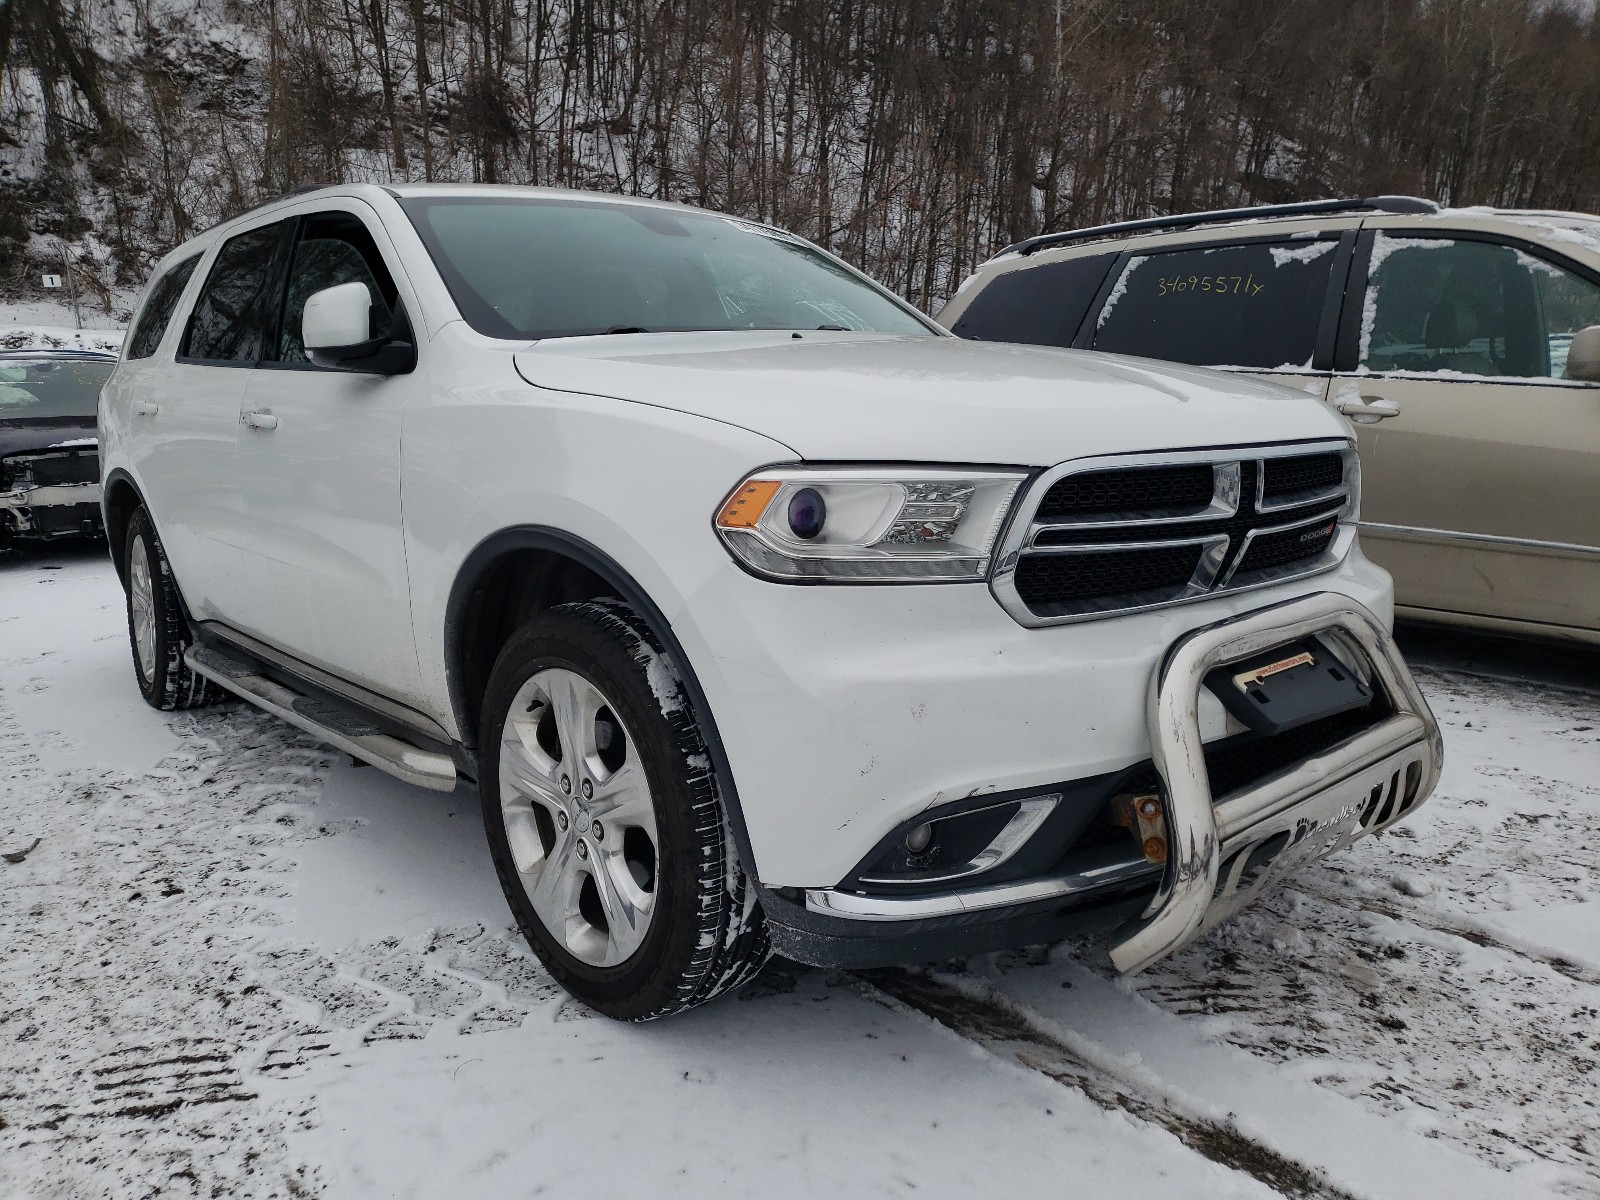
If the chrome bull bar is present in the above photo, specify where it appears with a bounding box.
[1108,591,1443,974]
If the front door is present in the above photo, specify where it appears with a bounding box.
[1335,231,1600,633]
[232,204,425,705]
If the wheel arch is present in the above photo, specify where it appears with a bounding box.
[101,468,146,585]
[445,526,763,882]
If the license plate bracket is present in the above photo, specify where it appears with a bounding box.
[1203,636,1372,736]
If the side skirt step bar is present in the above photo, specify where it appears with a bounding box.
[185,645,459,793]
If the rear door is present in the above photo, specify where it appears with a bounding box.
[145,219,291,618]
[1331,229,1600,632]
[232,202,425,704]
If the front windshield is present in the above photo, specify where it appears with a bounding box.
[399,196,936,341]
[0,358,114,421]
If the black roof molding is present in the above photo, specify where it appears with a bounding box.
[996,196,1439,259]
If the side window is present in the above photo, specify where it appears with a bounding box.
[949,254,1117,347]
[1092,240,1340,370]
[1361,234,1600,380]
[125,254,201,360]
[182,223,287,363]
[275,212,400,364]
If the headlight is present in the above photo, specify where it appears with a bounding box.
[714,466,1027,582]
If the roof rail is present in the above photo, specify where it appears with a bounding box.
[228,182,333,222]
[995,195,1439,259]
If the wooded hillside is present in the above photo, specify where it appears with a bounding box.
[5,0,1599,315]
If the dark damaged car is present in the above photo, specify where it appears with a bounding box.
[0,349,116,548]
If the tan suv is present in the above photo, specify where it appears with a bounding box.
[940,197,1600,645]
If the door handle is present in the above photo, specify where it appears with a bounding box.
[1334,394,1400,423]
[241,409,279,431]
[131,400,159,417]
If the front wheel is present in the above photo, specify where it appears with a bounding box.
[480,600,769,1019]
[124,508,222,711]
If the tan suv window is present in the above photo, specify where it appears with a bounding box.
[1361,235,1600,380]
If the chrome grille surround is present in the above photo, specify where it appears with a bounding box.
[991,440,1359,627]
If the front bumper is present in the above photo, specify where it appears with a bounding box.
[0,481,103,540]
[782,591,1440,972]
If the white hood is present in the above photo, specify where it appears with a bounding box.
[512,331,1347,464]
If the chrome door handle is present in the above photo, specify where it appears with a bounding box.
[131,400,159,417]
[241,409,279,431]
[1334,394,1400,423]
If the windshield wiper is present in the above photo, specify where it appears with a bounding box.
[603,326,650,334]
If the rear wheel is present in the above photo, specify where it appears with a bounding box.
[480,600,769,1019]
[124,508,222,711]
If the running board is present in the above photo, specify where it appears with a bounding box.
[185,645,459,792]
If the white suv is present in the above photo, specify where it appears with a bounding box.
[102,184,1442,1018]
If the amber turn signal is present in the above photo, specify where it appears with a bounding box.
[716,479,781,529]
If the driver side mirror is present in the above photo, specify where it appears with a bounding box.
[303,281,415,375]
[1566,325,1600,383]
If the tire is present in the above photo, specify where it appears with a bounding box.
[480,599,770,1020]
[124,507,223,711]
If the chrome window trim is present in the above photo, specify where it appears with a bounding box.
[990,440,1357,627]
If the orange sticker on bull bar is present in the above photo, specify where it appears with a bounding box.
[1232,650,1315,692]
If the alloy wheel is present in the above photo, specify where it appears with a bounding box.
[497,668,660,967]
[128,535,157,684]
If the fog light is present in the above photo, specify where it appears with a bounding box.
[787,487,827,539]
[904,822,934,854]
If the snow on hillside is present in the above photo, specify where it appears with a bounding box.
[0,299,127,353]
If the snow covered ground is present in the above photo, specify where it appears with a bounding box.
[0,297,128,353]
[1,545,1596,1199]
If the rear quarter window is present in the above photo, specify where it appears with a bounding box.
[950,254,1117,347]
[1092,240,1339,370]
[125,254,202,360]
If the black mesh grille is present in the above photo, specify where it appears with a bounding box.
[1234,517,1338,577]
[1013,451,1347,619]
[1035,464,1215,520]
[13,451,99,487]
[1014,543,1203,609]
[1261,452,1342,500]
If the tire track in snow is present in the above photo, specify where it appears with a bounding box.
[1289,878,1600,987]
[858,967,1361,1200]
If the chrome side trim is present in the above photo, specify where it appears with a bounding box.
[856,794,1060,887]
[186,645,459,792]
[807,854,1158,921]
[1360,522,1600,560]
[1107,591,1442,974]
